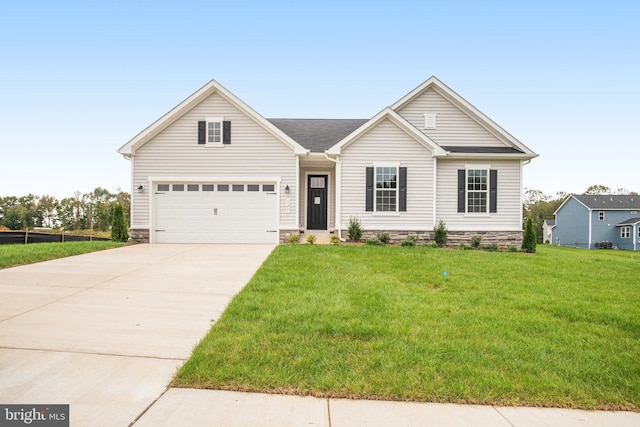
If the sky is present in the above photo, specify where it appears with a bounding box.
[1,0,638,200]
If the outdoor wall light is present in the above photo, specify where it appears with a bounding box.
[137,185,144,193]
[285,185,290,194]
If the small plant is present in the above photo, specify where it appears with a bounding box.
[426,241,438,248]
[522,215,537,253]
[306,234,317,244]
[377,232,391,245]
[330,235,341,245]
[457,242,467,250]
[483,244,499,252]
[347,217,363,242]
[111,203,129,242]
[434,220,448,247]
[507,245,518,253]
[471,235,483,249]
[401,235,417,247]
[288,234,299,244]
[366,237,382,245]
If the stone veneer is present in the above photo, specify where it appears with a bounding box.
[129,228,150,243]
[352,230,522,248]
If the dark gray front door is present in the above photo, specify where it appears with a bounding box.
[307,175,327,230]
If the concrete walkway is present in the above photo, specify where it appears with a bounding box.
[1,244,638,426]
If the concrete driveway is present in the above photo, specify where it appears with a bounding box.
[0,244,275,426]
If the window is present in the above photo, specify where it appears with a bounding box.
[467,169,488,213]
[207,118,222,144]
[598,211,605,221]
[375,167,398,212]
[157,184,169,192]
[621,226,630,238]
[198,119,230,145]
[202,184,214,191]
[187,184,199,191]
[248,184,259,192]
[263,184,275,192]
[232,184,244,192]
[218,184,229,191]
[172,184,184,191]
[458,168,497,214]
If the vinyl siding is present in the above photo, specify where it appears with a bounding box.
[131,91,297,227]
[397,87,509,148]
[339,119,434,230]
[436,159,522,231]
[552,198,590,248]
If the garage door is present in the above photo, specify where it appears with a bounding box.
[153,182,278,243]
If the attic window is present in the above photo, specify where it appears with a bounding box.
[424,113,437,129]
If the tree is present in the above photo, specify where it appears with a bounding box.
[584,184,611,195]
[522,215,537,253]
[111,203,129,242]
[434,220,448,247]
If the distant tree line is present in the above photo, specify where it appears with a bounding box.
[524,184,638,244]
[0,188,130,232]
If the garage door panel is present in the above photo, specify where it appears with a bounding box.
[153,182,278,244]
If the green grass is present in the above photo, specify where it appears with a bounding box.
[173,245,640,411]
[0,241,125,269]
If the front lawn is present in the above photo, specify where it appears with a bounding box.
[173,245,640,410]
[0,241,125,269]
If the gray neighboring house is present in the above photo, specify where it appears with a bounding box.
[117,76,538,245]
[542,219,555,244]
[552,195,640,251]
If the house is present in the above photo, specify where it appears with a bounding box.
[552,194,640,251]
[117,76,538,245]
[543,219,555,244]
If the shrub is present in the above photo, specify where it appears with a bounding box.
[330,235,341,245]
[401,235,417,247]
[306,234,317,244]
[426,241,438,248]
[471,235,482,249]
[366,237,382,245]
[288,234,299,244]
[110,203,129,242]
[377,232,391,245]
[347,217,363,242]
[522,215,537,253]
[434,220,448,247]
[483,244,499,252]
[507,245,518,253]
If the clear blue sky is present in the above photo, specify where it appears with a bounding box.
[1,0,638,199]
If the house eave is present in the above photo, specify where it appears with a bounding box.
[444,152,538,160]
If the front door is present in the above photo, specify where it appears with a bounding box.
[307,175,327,230]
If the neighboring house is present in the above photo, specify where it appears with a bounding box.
[117,76,538,245]
[552,194,640,251]
[543,219,555,244]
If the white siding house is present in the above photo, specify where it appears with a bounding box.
[118,76,537,245]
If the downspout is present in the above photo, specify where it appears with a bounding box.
[588,210,592,249]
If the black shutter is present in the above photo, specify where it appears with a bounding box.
[365,167,374,212]
[457,169,466,213]
[198,121,206,145]
[223,121,231,144]
[489,169,498,213]
[399,167,407,212]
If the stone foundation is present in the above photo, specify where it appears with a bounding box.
[130,228,150,243]
[338,229,522,248]
[279,229,302,243]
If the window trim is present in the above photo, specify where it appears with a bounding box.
[621,226,630,238]
[373,163,400,214]
[465,167,489,215]
[205,117,224,146]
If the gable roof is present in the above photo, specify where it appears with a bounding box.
[268,119,368,153]
[118,80,307,157]
[326,108,448,156]
[391,76,537,159]
[544,219,556,227]
[572,194,640,210]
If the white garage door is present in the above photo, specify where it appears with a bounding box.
[153,182,278,243]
